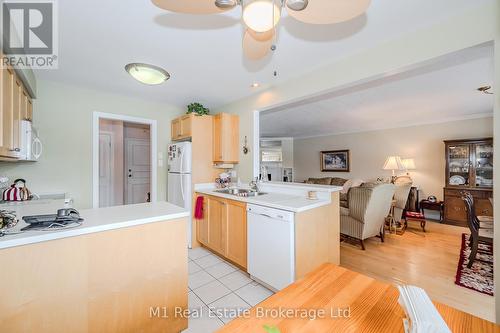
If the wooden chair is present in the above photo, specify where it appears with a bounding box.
[461,191,493,268]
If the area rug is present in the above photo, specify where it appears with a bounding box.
[455,233,494,296]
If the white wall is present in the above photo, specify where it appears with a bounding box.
[293,117,493,200]
[0,80,183,208]
[215,3,497,184]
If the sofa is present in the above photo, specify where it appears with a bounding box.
[305,177,364,207]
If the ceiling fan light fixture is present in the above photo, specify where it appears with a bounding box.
[125,63,170,85]
[214,0,238,9]
[242,0,281,33]
[286,0,308,11]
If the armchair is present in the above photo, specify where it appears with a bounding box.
[340,183,395,250]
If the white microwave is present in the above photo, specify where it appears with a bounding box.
[20,120,42,161]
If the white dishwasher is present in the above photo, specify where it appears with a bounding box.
[247,204,295,291]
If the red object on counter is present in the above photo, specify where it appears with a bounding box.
[194,196,204,219]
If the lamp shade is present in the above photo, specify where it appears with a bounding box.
[402,158,416,170]
[383,156,404,171]
[242,0,281,33]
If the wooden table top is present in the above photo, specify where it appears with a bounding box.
[217,264,498,333]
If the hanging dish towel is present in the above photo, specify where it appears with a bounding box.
[194,196,204,219]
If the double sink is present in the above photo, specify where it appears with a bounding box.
[215,188,267,197]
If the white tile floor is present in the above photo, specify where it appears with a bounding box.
[183,247,274,333]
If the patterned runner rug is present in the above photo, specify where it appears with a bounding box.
[455,233,494,296]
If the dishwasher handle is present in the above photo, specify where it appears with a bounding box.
[247,204,294,222]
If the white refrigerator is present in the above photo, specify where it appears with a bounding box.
[167,142,193,248]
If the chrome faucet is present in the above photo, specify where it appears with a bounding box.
[249,177,260,192]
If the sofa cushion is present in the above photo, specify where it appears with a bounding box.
[306,177,332,185]
[330,177,348,187]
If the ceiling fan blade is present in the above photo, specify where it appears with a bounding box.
[242,29,275,60]
[152,0,232,14]
[287,0,371,24]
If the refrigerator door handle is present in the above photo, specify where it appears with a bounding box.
[180,153,185,201]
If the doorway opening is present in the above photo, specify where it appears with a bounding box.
[93,112,157,208]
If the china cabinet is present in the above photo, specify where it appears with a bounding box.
[443,138,493,226]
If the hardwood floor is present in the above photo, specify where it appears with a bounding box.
[340,221,495,322]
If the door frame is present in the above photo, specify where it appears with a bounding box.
[92,112,157,208]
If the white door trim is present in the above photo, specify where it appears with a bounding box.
[92,111,158,208]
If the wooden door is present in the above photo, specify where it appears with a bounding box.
[208,196,226,255]
[125,138,151,204]
[179,115,192,139]
[213,113,239,163]
[196,196,209,245]
[225,200,247,269]
[475,198,493,217]
[171,118,181,140]
[26,97,33,122]
[444,196,467,224]
[12,76,22,153]
[0,67,19,158]
[213,114,223,162]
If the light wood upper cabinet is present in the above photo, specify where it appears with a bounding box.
[225,200,247,269]
[0,66,20,159]
[195,194,247,270]
[213,113,239,164]
[171,118,181,140]
[0,57,34,159]
[171,114,194,141]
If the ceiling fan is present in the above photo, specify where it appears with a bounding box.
[152,0,371,60]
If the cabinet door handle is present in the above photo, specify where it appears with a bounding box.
[9,148,20,152]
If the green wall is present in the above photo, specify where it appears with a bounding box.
[0,80,183,208]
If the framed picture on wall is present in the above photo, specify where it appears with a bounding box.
[321,150,350,172]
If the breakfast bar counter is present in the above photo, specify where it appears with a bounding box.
[0,202,189,333]
[0,201,189,249]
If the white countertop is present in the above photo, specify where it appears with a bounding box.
[195,182,342,213]
[0,202,189,250]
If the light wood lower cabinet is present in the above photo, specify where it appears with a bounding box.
[195,194,247,269]
[225,200,247,268]
[207,196,227,256]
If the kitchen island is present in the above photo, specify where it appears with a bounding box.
[194,182,342,289]
[0,202,189,333]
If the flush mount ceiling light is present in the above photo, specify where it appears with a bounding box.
[125,63,170,85]
[152,0,371,60]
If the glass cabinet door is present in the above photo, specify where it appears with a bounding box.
[447,144,470,186]
[474,143,493,187]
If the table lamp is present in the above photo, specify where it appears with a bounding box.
[402,158,416,176]
[383,156,404,183]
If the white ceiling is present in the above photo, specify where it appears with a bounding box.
[259,44,494,138]
[260,44,494,138]
[34,0,493,110]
